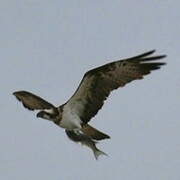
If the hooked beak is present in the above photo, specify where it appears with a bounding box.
[36,111,43,118]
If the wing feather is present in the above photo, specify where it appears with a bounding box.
[13,91,54,110]
[66,50,166,123]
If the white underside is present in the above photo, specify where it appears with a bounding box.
[59,104,82,130]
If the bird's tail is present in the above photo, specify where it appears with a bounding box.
[81,124,110,140]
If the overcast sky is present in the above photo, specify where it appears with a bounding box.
[0,1,180,180]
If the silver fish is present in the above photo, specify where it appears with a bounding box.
[65,129,107,160]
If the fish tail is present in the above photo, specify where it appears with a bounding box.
[85,139,108,160]
[93,147,108,160]
[65,129,108,160]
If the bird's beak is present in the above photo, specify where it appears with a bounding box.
[36,111,43,118]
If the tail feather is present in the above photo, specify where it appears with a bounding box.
[81,124,110,140]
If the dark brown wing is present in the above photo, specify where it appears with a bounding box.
[65,50,166,123]
[13,91,55,110]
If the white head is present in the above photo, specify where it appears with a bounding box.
[36,108,59,122]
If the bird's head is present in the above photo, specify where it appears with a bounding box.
[36,108,59,121]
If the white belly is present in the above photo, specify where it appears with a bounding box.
[59,105,82,130]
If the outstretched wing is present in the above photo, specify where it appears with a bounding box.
[13,91,55,110]
[65,50,166,123]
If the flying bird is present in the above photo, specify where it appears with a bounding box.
[13,50,166,159]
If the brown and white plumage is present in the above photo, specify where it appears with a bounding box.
[66,50,166,124]
[13,50,166,159]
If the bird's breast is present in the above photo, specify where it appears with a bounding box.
[58,104,82,130]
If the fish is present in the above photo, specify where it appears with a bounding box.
[65,129,107,160]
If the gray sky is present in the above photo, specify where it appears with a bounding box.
[0,0,180,180]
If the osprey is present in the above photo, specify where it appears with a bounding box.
[13,50,166,159]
